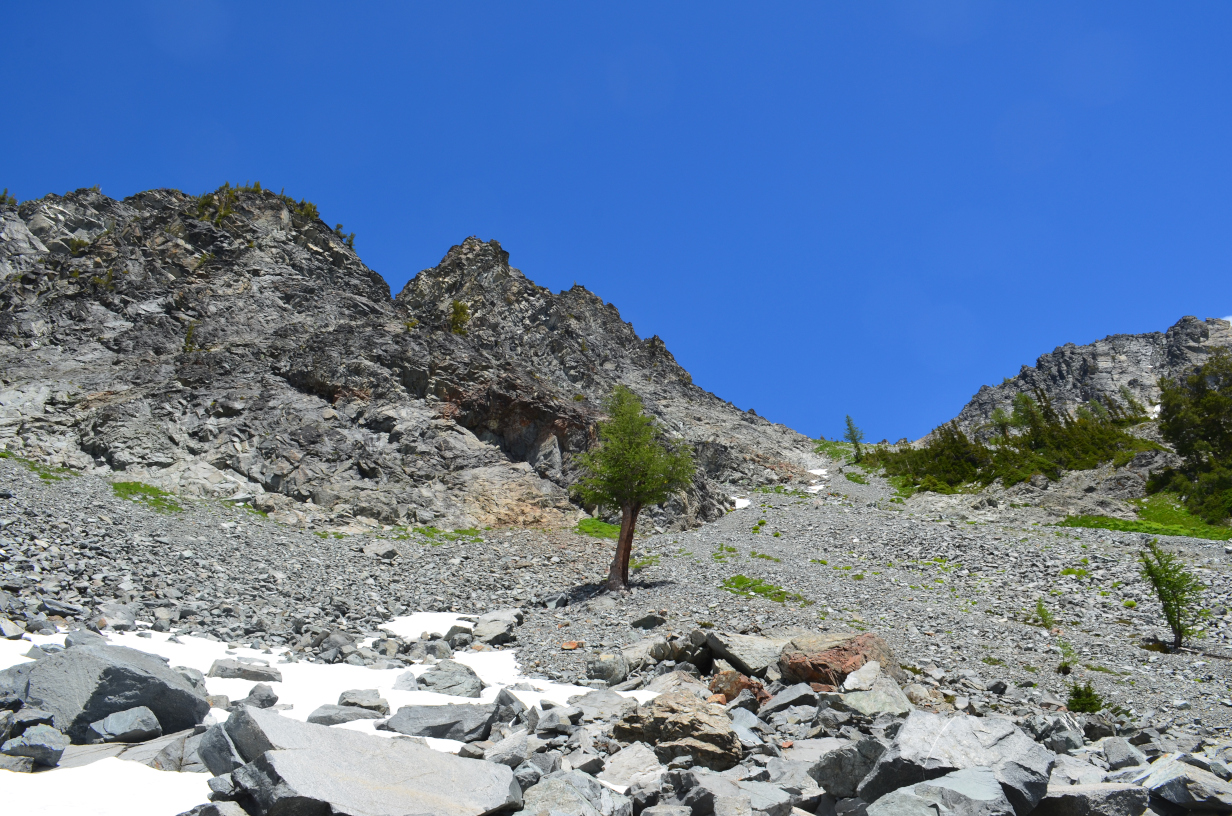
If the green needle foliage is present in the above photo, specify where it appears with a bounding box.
[573,386,694,591]
[450,300,471,335]
[1149,350,1232,525]
[1034,598,1057,629]
[843,415,865,461]
[1139,540,1209,649]
[1066,681,1106,713]
[867,390,1156,493]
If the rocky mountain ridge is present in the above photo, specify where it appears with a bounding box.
[0,185,818,531]
[946,316,1232,442]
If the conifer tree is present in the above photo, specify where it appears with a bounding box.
[573,386,695,591]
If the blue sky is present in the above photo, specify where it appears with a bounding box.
[4,3,1230,442]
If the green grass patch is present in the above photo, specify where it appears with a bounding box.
[811,558,828,565]
[1058,493,1232,541]
[575,518,622,539]
[1060,567,1091,580]
[982,656,1006,666]
[713,543,738,562]
[750,550,781,562]
[112,481,182,512]
[414,526,482,544]
[814,439,853,462]
[720,574,810,605]
[845,471,869,485]
[630,555,660,570]
[0,451,75,481]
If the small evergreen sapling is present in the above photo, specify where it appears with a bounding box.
[1139,539,1208,648]
[843,415,865,462]
[572,386,694,591]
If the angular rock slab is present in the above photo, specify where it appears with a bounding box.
[1033,784,1149,816]
[706,632,791,677]
[857,711,1055,816]
[598,742,666,792]
[1,723,70,766]
[221,706,520,814]
[837,676,913,717]
[779,632,906,687]
[418,659,484,698]
[306,704,383,726]
[89,704,162,742]
[521,770,632,816]
[1138,755,1232,812]
[867,767,1015,816]
[233,739,521,816]
[0,644,209,743]
[613,689,741,771]
[383,703,498,742]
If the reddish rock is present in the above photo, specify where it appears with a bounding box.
[778,633,904,687]
[709,670,771,704]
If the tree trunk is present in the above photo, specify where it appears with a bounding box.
[606,503,641,592]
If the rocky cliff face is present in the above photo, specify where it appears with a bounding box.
[0,186,817,531]
[945,315,1232,441]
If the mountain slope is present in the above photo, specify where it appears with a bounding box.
[0,185,817,531]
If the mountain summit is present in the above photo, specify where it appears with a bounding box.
[0,185,816,529]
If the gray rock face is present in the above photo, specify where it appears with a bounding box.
[521,770,632,816]
[1138,755,1232,811]
[0,188,816,531]
[305,704,383,726]
[228,722,520,816]
[0,643,209,743]
[197,723,244,776]
[473,609,522,646]
[867,767,1015,816]
[484,731,530,768]
[1,723,69,766]
[814,737,887,799]
[382,703,498,742]
[207,659,282,683]
[1032,783,1149,816]
[857,711,1055,816]
[837,677,914,717]
[598,742,665,792]
[1101,738,1147,771]
[88,705,162,742]
[418,659,484,698]
[338,688,390,714]
[218,705,520,813]
[587,652,631,686]
[705,632,791,678]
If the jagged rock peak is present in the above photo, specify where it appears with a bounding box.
[945,315,1232,440]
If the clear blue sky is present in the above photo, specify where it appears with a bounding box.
[4,3,1230,442]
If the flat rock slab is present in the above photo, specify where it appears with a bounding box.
[1034,784,1150,816]
[0,644,209,743]
[307,704,384,726]
[417,660,483,698]
[1138,755,1232,812]
[207,659,283,683]
[858,711,1055,816]
[232,730,521,816]
[383,703,498,742]
[867,767,1015,816]
[706,632,791,677]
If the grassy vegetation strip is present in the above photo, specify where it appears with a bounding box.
[720,573,810,605]
[575,518,621,539]
[111,481,182,512]
[1059,493,1232,541]
[0,451,75,481]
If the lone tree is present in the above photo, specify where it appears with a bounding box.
[843,415,865,461]
[573,386,695,591]
[1139,539,1208,649]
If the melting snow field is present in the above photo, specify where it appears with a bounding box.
[0,611,655,815]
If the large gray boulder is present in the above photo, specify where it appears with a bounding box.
[225,707,521,816]
[838,677,914,717]
[1032,783,1149,816]
[521,770,632,816]
[0,644,209,743]
[197,723,245,775]
[418,660,484,698]
[705,631,791,677]
[382,703,498,742]
[814,736,887,798]
[857,711,1055,816]
[867,767,1015,816]
[1138,754,1232,811]
[569,688,638,723]
[598,742,665,793]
